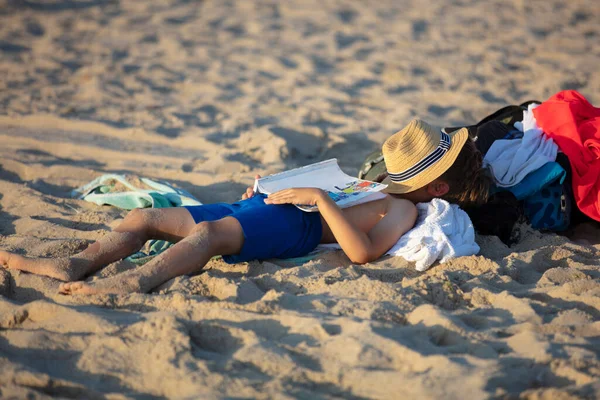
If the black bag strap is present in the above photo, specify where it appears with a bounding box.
[443,100,541,136]
[476,100,540,127]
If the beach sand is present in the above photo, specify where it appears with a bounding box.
[1,0,600,398]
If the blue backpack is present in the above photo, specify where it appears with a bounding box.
[521,154,573,231]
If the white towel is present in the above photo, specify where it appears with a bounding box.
[483,104,558,187]
[387,198,479,271]
[318,198,479,271]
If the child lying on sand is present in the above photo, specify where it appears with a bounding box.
[0,120,489,295]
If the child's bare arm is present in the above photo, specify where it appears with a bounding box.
[265,188,417,264]
[316,194,417,264]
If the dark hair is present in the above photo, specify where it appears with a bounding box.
[439,139,491,207]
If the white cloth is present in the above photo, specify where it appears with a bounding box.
[386,198,479,271]
[483,104,558,187]
[318,198,479,271]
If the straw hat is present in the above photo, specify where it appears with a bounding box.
[381,119,468,194]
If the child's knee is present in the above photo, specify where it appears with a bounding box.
[190,218,243,254]
[124,208,145,225]
[121,208,159,233]
[190,220,213,235]
[190,220,227,239]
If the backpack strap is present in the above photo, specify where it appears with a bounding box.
[476,100,541,127]
[476,105,524,126]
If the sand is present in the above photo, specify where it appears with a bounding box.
[1,0,600,398]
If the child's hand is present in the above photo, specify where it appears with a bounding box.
[241,175,261,200]
[264,188,326,206]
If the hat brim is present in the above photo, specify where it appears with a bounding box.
[382,127,469,194]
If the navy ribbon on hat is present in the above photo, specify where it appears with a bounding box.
[388,131,451,183]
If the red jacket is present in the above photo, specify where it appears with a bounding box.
[533,90,600,221]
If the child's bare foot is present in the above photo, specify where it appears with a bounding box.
[0,250,91,282]
[59,273,142,296]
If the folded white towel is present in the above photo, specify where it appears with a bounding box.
[318,198,479,271]
[483,103,558,187]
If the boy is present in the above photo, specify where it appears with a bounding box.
[0,120,489,295]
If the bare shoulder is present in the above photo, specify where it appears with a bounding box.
[364,196,417,259]
[385,197,418,227]
[386,196,417,213]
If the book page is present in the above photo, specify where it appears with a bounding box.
[254,159,339,194]
[255,159,387,211]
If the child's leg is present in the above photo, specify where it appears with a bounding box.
[59,216,244,295]
[0,208,196,281]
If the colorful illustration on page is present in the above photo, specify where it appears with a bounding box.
[328,180,378,202]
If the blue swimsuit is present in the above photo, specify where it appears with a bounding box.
[184,194,323,263]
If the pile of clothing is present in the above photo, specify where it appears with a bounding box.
[534,91,600,222]
[475,90,600,241]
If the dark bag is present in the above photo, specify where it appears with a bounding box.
[462,192,523,245]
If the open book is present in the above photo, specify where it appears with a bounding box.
[254,159,388,212]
